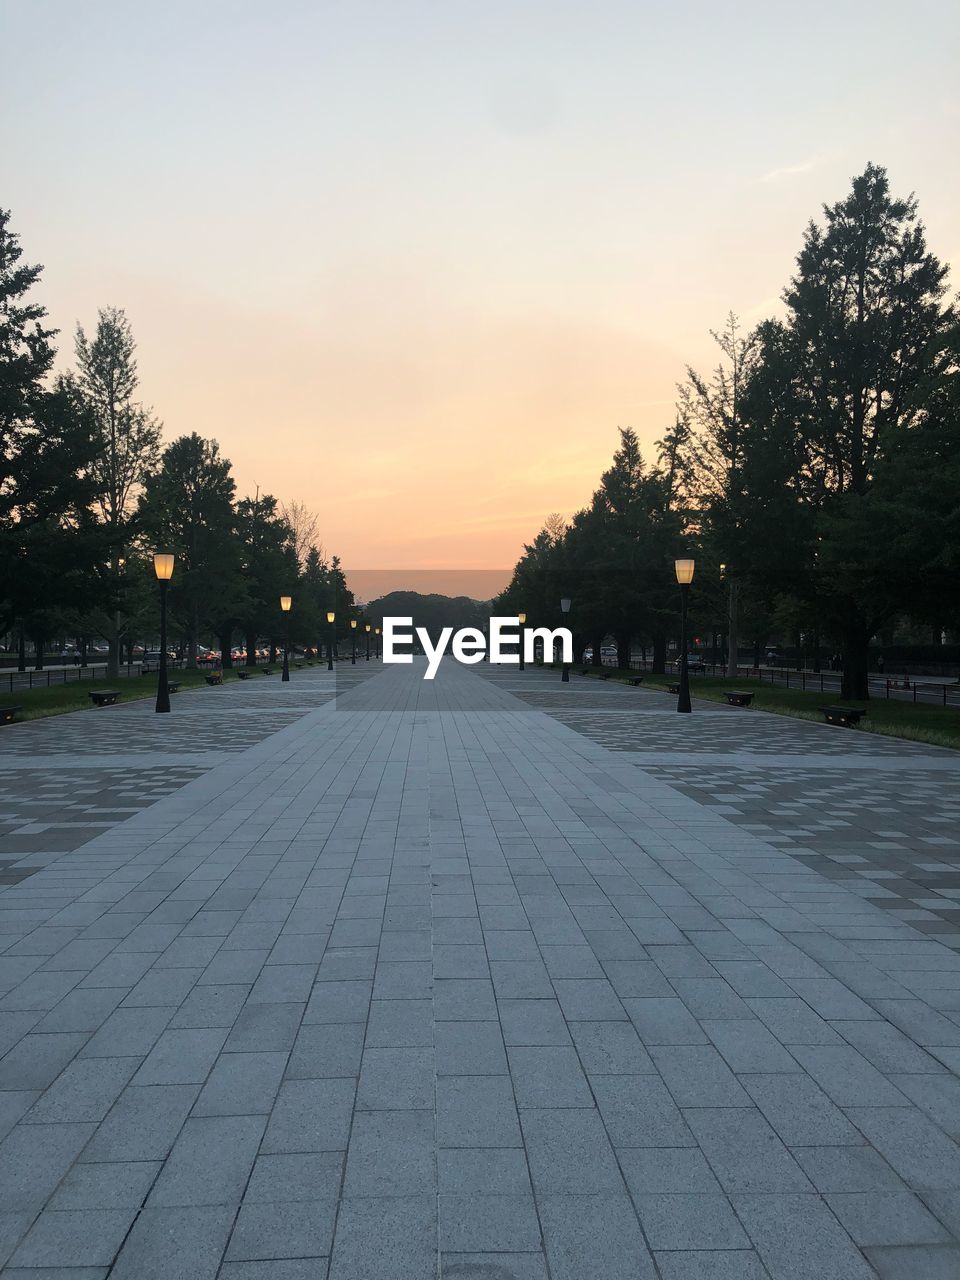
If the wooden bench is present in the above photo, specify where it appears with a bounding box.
[205,673,222,686]
[628,677,643,687]
[89,690,120,707]
[261,668,273,676]
[167,682,181,694]
[725,691,754,707]
[820,705,866,727]
[236,669,250,679]
[0,706,22,725]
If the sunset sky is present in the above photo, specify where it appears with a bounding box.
[4,1,959,594]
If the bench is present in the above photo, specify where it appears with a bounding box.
[667,683,680,695]
[579,667,590,676]
[820,705,866,727]
[89,690,120,707]
[167,682,181,694]
[0,706,22,725]
[725,691,754,707]
[628,677,643,687]
[205,673,222,686]
[294,662,303,669]
[600,672,613,681]
[236,669,250,679]
[261,668,273,676]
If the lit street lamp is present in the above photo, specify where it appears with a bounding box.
[560,597,571,682]
[153,553,175,713]
[326,611,335,671]
[518,611,527,672]
[350,618,357,664]
[280,595,292,682]
[675,559,695,714]
[365,623,371,661]
[375,626,381,659]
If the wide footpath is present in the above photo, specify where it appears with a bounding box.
[1,658,960,1279]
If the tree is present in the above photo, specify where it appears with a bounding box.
[281,500,321,571]
[236,494,296,665]
[745,164,956,696]
[74,307,161,676]
[0,209,101,667]
[139,434,243,667]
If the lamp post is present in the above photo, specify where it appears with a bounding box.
[153,553,175,713]
[560,597,571,682]
[518,612,526,672]
[280,595,292,681]
[720,562,738,680]
[375,626,381,659]
[326,611,335,671]
[350,619,357,664]
[365,623,371,661]
[675,559,694,714]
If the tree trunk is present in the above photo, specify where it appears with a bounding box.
[269,639,277,664]
[107,616,120,680]
[34,637,44,670]
[80,636,88,668]
[753,638,763,669]
[219,629,233,669]
[652,634,667,674]
[17,625,26,672]
[591,631,603,668]
[246,630,258,668]
[617,632,631,670]
[841,625,871,700]
[727,581,739,678]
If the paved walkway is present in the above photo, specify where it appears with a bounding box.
[1,660,960,1279]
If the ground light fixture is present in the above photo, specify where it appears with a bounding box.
[350,618,358,664]
[365,623,371,661]
[326,611,335,671]
[280,595,292,682]
[153,553,175,713]
[518,611,526,671]
[560,597,571,682]
[675,559,694,713]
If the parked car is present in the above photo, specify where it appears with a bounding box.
[674,653,706,672]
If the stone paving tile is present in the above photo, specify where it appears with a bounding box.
[2,659,960,1276]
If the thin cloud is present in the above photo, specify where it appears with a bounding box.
[755,161,816,184]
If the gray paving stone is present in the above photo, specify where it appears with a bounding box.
[649,1044,752,1108]
[701,1017,801,1073]
[440,1253,548,1280]
[192,1051,287,1115]
[520,1109,624,1193]
[286,1021,365,1078]
[328,1194,436,1280]
[438,1147,532,1197]
[733,1192,883,1279]
[654,1250,771,1280]
[592,1074,693,1147]
[147,1114,265,1206]
[622,997,707,1045]
[0,1032,87,1089]
[226,1198,336,1260]
[683,1108,811,1193]
[24,1056,139,1123]
[537,1193,656,1279]
[436,1020,508,1075]
[498,998,571,1045]
[864,1244,960,1278]
[48,1160,161,1210]
[81,1084,198,1162]
[437,1075,522,1147]
[357,1046,435,1109]
[302,979,372,1024]
[507,1045,592,1108]
[109,1204,234,1280]
[8,1208,135,1268]
[827,1190,951,1246]
[846,1106,960,1190]
[365,998,433,1046]
[742,1072,863,1145]
[134,1027,228,1085]
[637,1192,750,1249]
[261,1078,355,1152]
[439,1193,542,1252]
[222,1001,304,1051]
[343,1109,435,1196]
[619,1146,721,1195]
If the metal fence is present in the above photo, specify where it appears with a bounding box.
[615,658,960,708]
